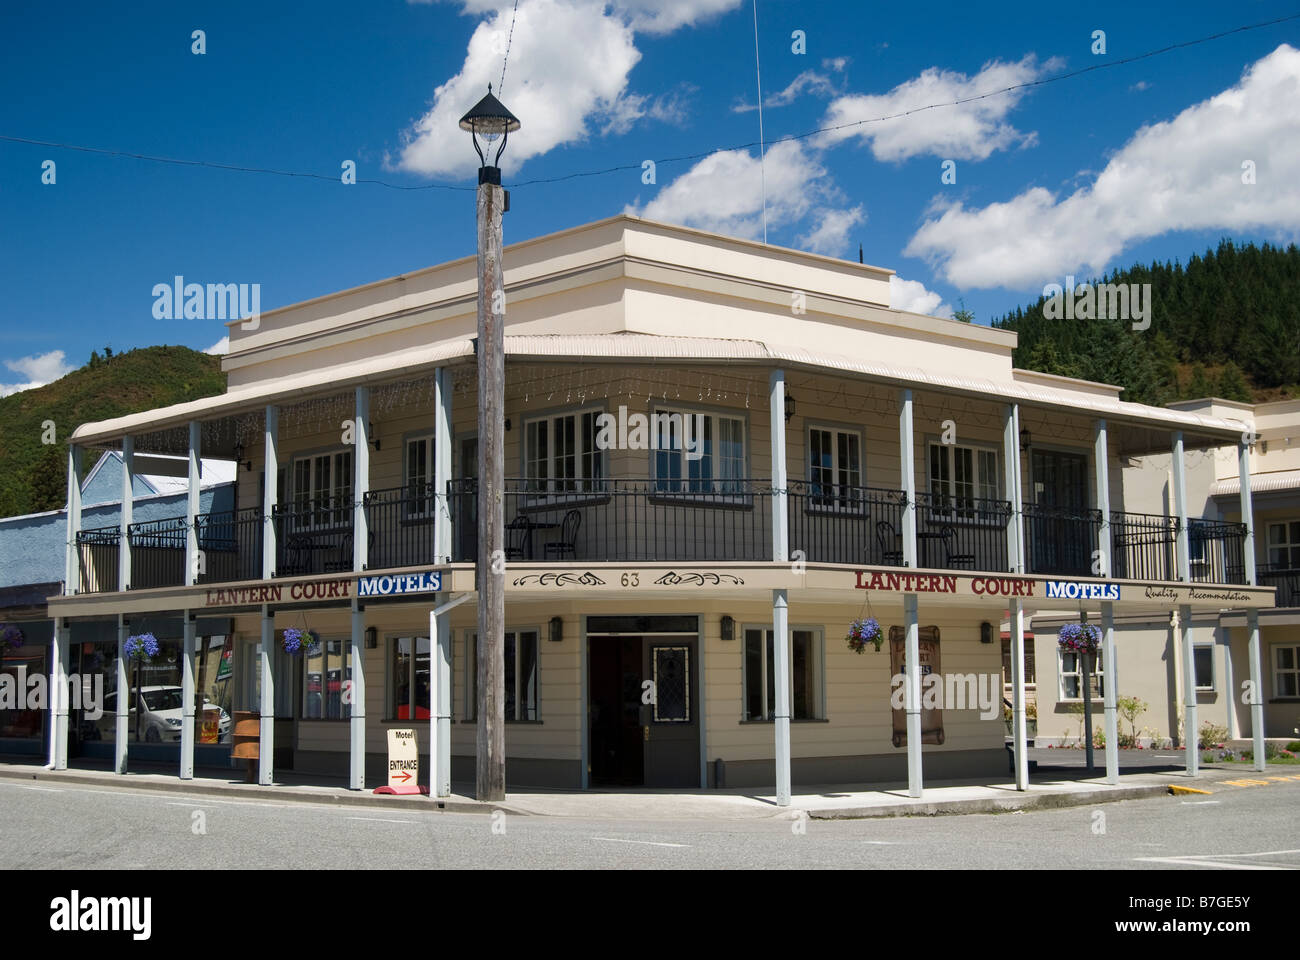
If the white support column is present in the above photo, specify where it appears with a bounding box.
[259,607,274,785]
[772,589,791,806]
[354,388,370,572]
[1094,420,1111,578]
[1247,608,1265,772]
[899,389,918,567]
[1238,440,1256,586]
[349,600,365,790]
[1180,604,1197,776]
[120,436,133,591]
[1172,431,1190,582]
[1101,602,1118,784]
[50,619,70,769]
[180,613,196,780]
[904,593,922,797]
[115,615,129,774]
[1221,622,1238,740]
[770,370,789,563]
[263,406,279,579]
[1010,597,1029,791]
[434,367,453,563]
[429,592,472,799]
[187,421,201,585]
[65,445,83,595]
[1002,405,1024,573]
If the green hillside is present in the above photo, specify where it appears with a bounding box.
[0,346,226,518]
[991,239,1300,406]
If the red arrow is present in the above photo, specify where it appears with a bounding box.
[393,771,412,783]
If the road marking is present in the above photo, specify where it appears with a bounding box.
[1135,848,1300,871]
[12,785,63,793]
[591,837,690,848]
[1179,800,1220,805]
[347,816,415,824]
[862,840,900,844]
[1154,755,1181,759]
[1222,778,1272,787]
[1168,785,1212,795]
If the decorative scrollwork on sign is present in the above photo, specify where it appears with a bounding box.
[511,571,608,587]
[652,571,745,586]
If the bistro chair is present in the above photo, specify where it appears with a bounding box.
[939,525,976,569]
[505,515,533,560]
[544,510,582,560]
[279,533,315,577]
[876,520,903,566]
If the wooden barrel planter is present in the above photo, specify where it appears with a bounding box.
[232,711,260,782]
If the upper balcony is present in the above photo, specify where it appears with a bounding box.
[74,477,1250,592]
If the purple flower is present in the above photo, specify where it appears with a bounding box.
[125,633,159,661]
[282,628,305,654]
[1,624,23,648]
[1057,622,1101,652]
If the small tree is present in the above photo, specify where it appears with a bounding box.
[1117,694,1148,743]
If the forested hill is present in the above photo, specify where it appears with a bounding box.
[990,240,1300,406]
[0,346,225,518]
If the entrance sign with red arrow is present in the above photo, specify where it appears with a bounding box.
[387,728,419,790]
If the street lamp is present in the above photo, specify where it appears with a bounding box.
[461,86,519,803]
[459,85,521,186]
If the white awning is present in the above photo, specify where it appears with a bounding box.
[1211,470,1300,497]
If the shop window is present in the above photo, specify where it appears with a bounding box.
[392,636,431,720]
[465,630,539,721]
[302,635,351,720]
[742,627,822,720]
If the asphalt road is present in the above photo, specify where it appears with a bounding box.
[2,775,1297,870]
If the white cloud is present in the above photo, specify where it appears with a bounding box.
[819,54,1058,162]
[889,276,952,318]
[0,349,74,397]
[735,69,841,113]
[799,205,865,256]
[904,44,1300,289]
[397,0,738,178]
[629,140,831,240]
[204,337,230,356]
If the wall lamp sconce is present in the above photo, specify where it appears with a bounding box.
[721,615,735,642]
[368,423,381,451]
[365,627,378,649]
[1019,428,1031,452]
[784,392,796,424]
[505,418,512,432]
[980,621,994,645]
[232,442,253,473]
[549,616,563,643]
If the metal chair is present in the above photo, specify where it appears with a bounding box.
[939,525,976,568]
[505,515,533,560]
[876,520,903,566]
[544,510,582,560]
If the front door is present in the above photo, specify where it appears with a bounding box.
[587,635,700,787]
[1030,449,1091,575]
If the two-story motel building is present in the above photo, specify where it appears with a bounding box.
[44,216,1276,801]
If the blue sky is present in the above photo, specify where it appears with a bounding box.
[1,0,1297,394]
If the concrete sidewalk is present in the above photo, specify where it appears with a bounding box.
[0,758,1249,821]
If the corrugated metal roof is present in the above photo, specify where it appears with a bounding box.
[1211,470,1300,497]
[70,333,1249,445]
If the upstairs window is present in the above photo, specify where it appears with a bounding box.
[929,443,998,518]
[809,426,863,511]
[524,410,603,495]
[654,408,746,495]
[292,450,352,528]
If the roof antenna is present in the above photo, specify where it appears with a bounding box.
[858,243,864,264]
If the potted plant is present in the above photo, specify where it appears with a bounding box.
[281,627,320,656]
[846,617,883,653]
[0,623,23,656]
[124,633,160,742]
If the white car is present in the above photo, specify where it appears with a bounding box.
[96,686,232,743]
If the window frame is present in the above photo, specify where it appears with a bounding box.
[1273,643,1300,699]
[927,440,1001,522]
[807,422,865,514]
[651,404,749,499]
[1057,646,1105,702]
[520,406,607,500]
[740,624,825,721]
[1266,520,1300,570]
[402,432,437,521]
[1192,642,1216,692]
[289,447,354,530]
[299,633,351,721]
[389,634,432,721]
[464,628,541,722]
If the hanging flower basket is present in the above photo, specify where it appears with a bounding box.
[1057,622,1101,654]
[846,617,883,654]
[125,633,160,663]
[282,627,320,656]
[0,624,23,654]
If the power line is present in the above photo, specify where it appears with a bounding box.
[3,12,1295,194]
[752,0,767,245]
[499,0,521,96]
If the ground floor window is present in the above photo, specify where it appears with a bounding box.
[465,629,539,721]
[302,635,351,720]
[742,627,822,720]
[1274,644,1300,698]
[1193,643,1215,691]
[391,636,430,720]
[1058,647,1104,700]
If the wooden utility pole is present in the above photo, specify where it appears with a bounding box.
[475,175,506,801]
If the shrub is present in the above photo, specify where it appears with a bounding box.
[1117,695,1148,742]
[1198,721,1230,750]
[1286,741,1300,752]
